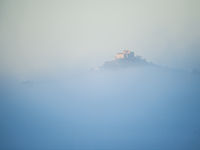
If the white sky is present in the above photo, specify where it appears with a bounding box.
[1,0,200,75]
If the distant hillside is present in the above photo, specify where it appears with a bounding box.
[95,50,155,70]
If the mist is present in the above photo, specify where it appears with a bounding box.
[1,0,200,149]
[1,0,200,75]
[1,67,200,150]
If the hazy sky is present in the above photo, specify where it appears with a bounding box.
[1,0,200,75]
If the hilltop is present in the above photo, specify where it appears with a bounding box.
[95,49,154,70]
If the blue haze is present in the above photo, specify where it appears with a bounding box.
[1,67,200,150]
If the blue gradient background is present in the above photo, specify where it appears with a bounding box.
[1,0,200,150]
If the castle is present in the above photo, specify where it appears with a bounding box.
[115,50,135,60]
[92,49,150,71]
